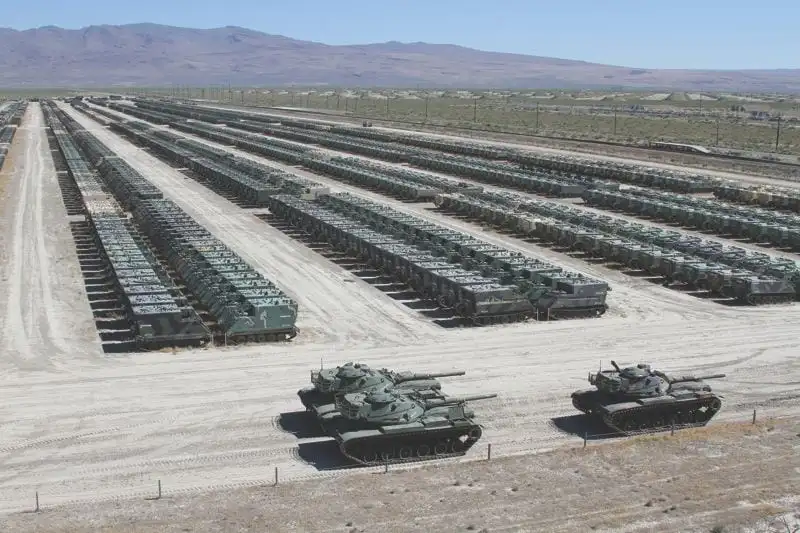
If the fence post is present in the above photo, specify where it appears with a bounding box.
[583,432,587,448]
[157,479,161,499]
[487,443,492,461]
[384,459,389,474]
[671,423,675,436]
[35,491,39,513]
[752,409,757,425]
[274,466,279,486]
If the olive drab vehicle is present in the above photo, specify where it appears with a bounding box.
[571,360,725,434]
[322,387,496,466]
[297,362,466,409]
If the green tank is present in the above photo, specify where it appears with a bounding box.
[571,360,725,434]
[323,388,496,465]
[297,362,466,409]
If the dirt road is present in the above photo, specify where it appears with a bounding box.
[0,104,101,375]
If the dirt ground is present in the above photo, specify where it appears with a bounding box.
[4,419,798,533]
[0,103,798,531]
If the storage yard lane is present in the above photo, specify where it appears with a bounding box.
[0,103,101,374]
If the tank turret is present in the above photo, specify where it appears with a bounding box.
[297,361,466,409]
[572,360,725,434]
[322,388,496,465]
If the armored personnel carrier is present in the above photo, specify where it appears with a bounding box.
[571,360,725,434]
[324,388,496,465]
[297,362,466,410]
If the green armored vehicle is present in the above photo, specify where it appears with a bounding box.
[323,388,496,465]
[571,360,725,434]
[297,362,466,410]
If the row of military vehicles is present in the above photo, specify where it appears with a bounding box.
[292,360,726,466]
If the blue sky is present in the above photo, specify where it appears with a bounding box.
[3,0,797,70]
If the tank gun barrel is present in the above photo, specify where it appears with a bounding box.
[397,370,467,381]
[424,393,498,406]
[669,373,726,383]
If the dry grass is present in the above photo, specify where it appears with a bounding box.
[6,418,797,533]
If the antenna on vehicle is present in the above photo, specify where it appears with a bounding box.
[320,357,323,371]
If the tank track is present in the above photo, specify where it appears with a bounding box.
[744,294,795,305]
[337,425,484,466]
[544,305,608,320]
[602,396,722,435]
[571,391,600,414]
[223,326,299,345]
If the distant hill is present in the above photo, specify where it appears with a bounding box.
[0,23,798,91]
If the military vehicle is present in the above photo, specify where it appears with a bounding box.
[323,388,496,465]
[297,362,466,410]
[571,360,725,434]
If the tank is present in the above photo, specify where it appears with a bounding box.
[323,388,497,465]
[571,360,725,434]
[297,362,466,409]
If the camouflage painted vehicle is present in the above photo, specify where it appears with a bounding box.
[571,360,725,434]
[297,362,465,410]
[322,388,496,465]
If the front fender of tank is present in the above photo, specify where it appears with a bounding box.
[297,387,327,409]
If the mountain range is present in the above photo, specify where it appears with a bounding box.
[1,23,798,91]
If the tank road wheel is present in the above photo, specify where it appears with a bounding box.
[398,446,413,460]
[416,444,431,458]
[434,441,449,456]
[380,448,395,461]
[451,438,466,453]
[710,398,722,411]
[362,448,378,463]
[620,417,637,433]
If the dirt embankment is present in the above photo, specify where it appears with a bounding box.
[5,418,798,533]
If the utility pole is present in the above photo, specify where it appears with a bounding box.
[535,102,539,131]
[425,97,429,122]
[715,117,720,146]
[613,106,618,136]
[473,98,477,122]
[775,116,782,151]
[386,96,389,117]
